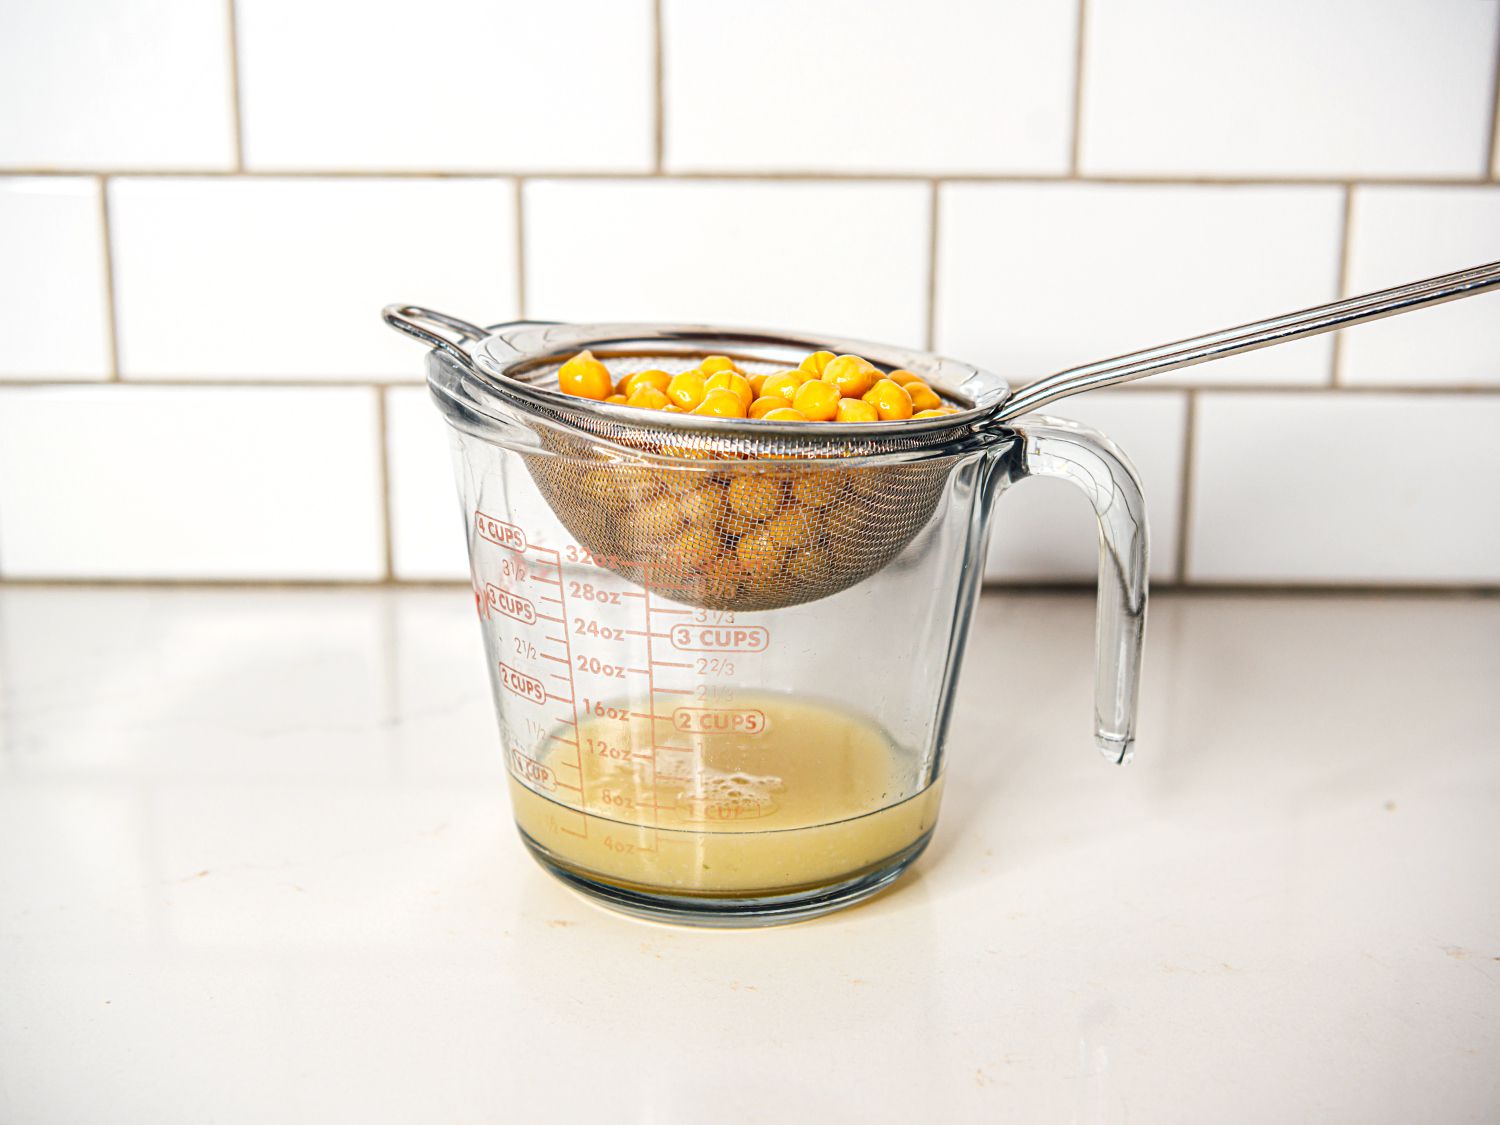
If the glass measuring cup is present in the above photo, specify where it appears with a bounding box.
[396,317,1147,926]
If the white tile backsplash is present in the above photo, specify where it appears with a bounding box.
[0,178,110,379]
[663,0,1077,174]
[524,180,929,342]
[237,0,653,172]
[0,0,1496,588]
[986,391,1188,583]
[934,183,1344,386]
[0,0,234,171]
[385,387,469,581]
[1081,0,1498,179]
[1189,393,1500,584]
[1340,187,1500,387]
[109,178,517,379]
[0,387,384,579]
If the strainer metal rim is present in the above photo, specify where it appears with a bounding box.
[470,321,1011,441]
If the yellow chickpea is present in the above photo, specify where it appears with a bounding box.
[605,393,629,404]
[667,371,707,410]
[821,354,879,399]
[558,350,613,400]
[765,506,817,546]
[735,529,783,577]
[727,475,784,520]
[799,350,836,378]
[748,395,787,419]
[627,386,671,411]
[861,378,914,420]
[762,407,808,422]
[699,355,742,375]
[662,404,685,413]
[673,525,720,563]
[691,390,747,418]
[886,369,923,387]
[748,372,769,397]
[914,407,959,418]
[620,369,671,397]
[792,379,840,421]
[835,398,880,423]
[705,371,754,410]
[791,472,839,508]
[904,381,942,412]
[761,372,801,405]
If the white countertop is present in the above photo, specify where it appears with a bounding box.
[2,587,1497,1123]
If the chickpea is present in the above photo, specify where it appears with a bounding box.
[735,528,784,577]
[699,355,742,375]
[861,378,914,420]
[727,475,784,520]
[821,354,879,399]
[558,350,613,400]
[605,393,629,404]
[705,371,754,410]
[691,390,747,418]
[792,379,840,421]
[762,407,808,422]
[748,372,769,397]
[761,372,801,405]
[666,371,707,410]
[886,369,923,387]
[791,472,839,508]
[904,381,942,412]
[620,369,672,397]
[799,350,836,378]
[914,407,959,418]
[835,398,880,423]
[627,386,672,411]
[748,395,787,419]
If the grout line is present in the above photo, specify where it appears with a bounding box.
[1329,183,1355,387]
[5,168,1500,187]
[514,178,528,318]
[652,0,665,172]
[96,177,121,381]
[226,0,245,170]
[1485,14,1500,179]
[1173,390,1198,582]
[0,576,1494,597]
[1068,0,1089,174]
[4,378,1500,394]
[924,180,941,350]
[373,386,396,582]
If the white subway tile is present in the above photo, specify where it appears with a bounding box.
[0,387,384,579]
[663,0,1076,174]
[385,387,469,581]
[985,391,1187,583]
[1189,393,1500,583]
[0,178,110,379]
[237,0,652,172]
[109,178,516,379]
[1080,0,1498,179]
[0,0,234,170]
[1340,187,1500,387]
[525,180,929,342]
[935,183,1343,386]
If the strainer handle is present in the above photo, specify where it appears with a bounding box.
[995,259,1500,420]
[1008,416,1148,763]
[382,305,488,374]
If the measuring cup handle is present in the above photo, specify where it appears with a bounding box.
[1008,415,1148,763]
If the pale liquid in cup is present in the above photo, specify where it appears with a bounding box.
[508,694,942,897]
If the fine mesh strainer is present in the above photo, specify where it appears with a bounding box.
[384,259,1500,611]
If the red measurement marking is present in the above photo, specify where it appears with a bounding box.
[672,707,767,735]
[475,512,527,553]
[669,624,769,653]
[499,661,546,706]
[485,583,536,625]
[507,747,556,792]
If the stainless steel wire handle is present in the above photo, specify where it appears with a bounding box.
[994,260,1500,421]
